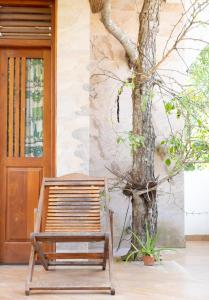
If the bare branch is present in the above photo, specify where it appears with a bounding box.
[101,0,138,65]
[152,0,209,74]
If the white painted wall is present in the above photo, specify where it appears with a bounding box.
[185,171,209,235]
[56,0,90,176]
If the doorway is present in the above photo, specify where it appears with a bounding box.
[0,1,55,264]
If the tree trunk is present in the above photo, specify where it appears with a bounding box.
[130,0,160,243]
[100,0,161,254]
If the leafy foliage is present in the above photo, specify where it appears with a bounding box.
[162,46,209,174]
[116,131,145,155]
[126,223,173,262]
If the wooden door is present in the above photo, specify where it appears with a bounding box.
[0,48,53,263]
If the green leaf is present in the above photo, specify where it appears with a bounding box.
[185,163,195,171]
[125,250,139,262]
[131,242,139,252]
[116,136,125,144]
[125,81,135,90]
[164,102,175,114]
[165,158,171,166]
[118,86,123,95]
[176,109,181,119]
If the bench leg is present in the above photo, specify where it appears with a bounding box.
[108,234,115,295]
[102,235,109,270]
[33,240,49,271]
[25,246,36,296]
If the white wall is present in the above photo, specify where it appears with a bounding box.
[56,0,90,176]
[185,171,209,235]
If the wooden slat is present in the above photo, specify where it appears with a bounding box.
[45,181,104,186]
[45,223,100,226]
[45,221,101,225]
[0,27,51,33]
[47,212,100,216]
[0,14,51,21]
[45,226,100,230]
[0,20,51,27]
[33,233,106,242]
[45,229,101,232]
[0,33,51,39]
[0,0,52,6]
[49,190,99,194]
[33,232,105,237]
[46,177,104,182]
[48,207,100,211]
[45,229,100,232]
[8,57,14,157]
[45,226,100,229]
[28,283,110,289]
[45,221,101,224]
[48,202,100,206]
[49,194,99,198]
[47,209,100,215]
[45,228,101,232]
[0,7,51,14]
[46,216,100,220]
[48,204,100,207]
[46,221,100,224]
[46,252,104,260]
[46,220,100,223]
[47,209,100,213]
[0,38,51,47]
[14,57,20,157]
[20,57,26,157]
[48,198,99,202]
[49,186,100,190]
[48,261,104,267]
[48,197,99,200]
[45,225,100,228]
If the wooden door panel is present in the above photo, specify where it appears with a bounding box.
[6,169,27,241]
[0,48,53,264]
[6,167,43,241]
[2,242,31,264]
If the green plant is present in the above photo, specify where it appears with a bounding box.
[161,45,209,174]
[116,131,145,155]
[126,223,174,262]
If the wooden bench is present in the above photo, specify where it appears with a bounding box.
[25,173,115,295]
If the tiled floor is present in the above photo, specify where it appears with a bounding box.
[1,242,209,299]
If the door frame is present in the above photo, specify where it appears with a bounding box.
[0,0,56,263]
[0,0,56,177]
[0,0,57,177]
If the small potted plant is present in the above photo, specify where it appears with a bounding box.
[126,223,173,266]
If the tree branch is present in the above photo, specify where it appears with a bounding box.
[152,0,209,74]
[101,0,138,65]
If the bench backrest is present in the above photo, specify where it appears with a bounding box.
[38,174,105,233]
